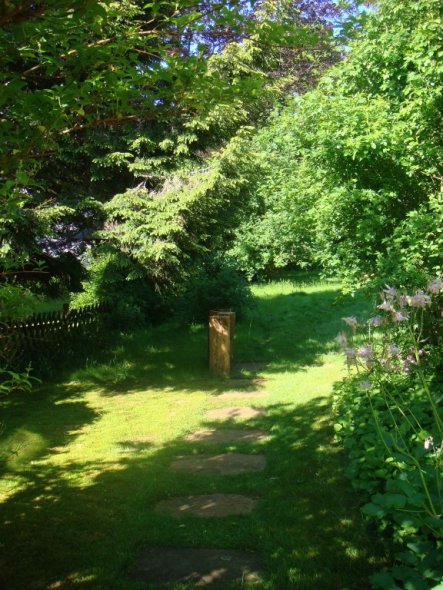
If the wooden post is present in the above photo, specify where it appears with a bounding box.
[209,310,235,376]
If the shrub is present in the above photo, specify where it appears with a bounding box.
[72,247,171,328]
[177,254,253,324]
[333,278,443,589]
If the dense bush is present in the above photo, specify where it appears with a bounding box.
[177,254,253,324]
[236,0,442,291]
[72,247,171,327]
[229,111,318,279]
[333,279,443,589]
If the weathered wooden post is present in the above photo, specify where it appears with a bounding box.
[209,310,236,376]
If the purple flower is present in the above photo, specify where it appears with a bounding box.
[335,331,348,350]
[387,344,400,356]
[407,290,431,307]
[378,300,393,311]
[368,315,382,327]
[403,354,417,373]
[393,311,409,322]
[427,277,442,295]
[424,436,433,450]
[357,345,374,359]
[383,285,397,298]
[399,295,409,308]
[342,316,358,329]
[345,348,357,366]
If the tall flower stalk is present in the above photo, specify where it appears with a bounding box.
[337,278,443,538]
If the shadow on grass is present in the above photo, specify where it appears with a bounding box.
[0,396,386,590]
[0,386,99,474]
[0,277,380,588]
[20,285,369,400]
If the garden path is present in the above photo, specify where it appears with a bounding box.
[130,376,269,586]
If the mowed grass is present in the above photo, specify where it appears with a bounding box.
[0,273,386,590]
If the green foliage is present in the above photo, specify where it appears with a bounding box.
[230,111,318,279]
[72,247,170,326]
[376,194,443,290]
[75,129,261,315]
[0,282,39,322]
[0,368,37,397]
[0,0,328,282]
[177,253,253,323]
[0,366,39,462]
[333,280,443,589]
[242,0,442,290]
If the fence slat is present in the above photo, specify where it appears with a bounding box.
[0,302,110,356]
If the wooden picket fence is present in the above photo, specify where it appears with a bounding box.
[0,302,110,364]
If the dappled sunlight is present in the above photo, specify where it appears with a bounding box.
[0,428,47,471]
[0,275,384,589]
[40,280,371,398]
[0,398,386,588]
[0,394,386,589]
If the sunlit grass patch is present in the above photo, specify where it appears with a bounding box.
[0,272,386,590]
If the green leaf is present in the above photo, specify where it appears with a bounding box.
[362,502,387,519]
[371,571,402,590]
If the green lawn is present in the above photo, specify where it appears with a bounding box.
[0,273,386,589]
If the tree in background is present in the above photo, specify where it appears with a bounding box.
[229,107,319,279]
[235,0,442,289]
[1,0,347,322]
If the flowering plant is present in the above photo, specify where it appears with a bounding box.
[334,278,443,589]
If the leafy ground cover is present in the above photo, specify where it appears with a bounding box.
[0,273,387,589]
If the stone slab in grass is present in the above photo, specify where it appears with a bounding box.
[184,429,268,443]
[170,453,266,475]
[155,493,258,517]
[214,390,267,400]
[129,548,263,586]
[205,406,266,420]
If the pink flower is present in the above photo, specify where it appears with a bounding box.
[342,316,358,329]
[378,300,393,311]
[359,381,371,391]
[427,277,442,295]
[368,315,382,326]
[393,311,409,322]
[407,290,431,307]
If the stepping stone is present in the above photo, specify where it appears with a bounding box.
[129,548,263,586]
[185,429,268,443]
[170,453,266,475]
[155,493,258,517]
[206,406,266,420]
[214,390,267,400]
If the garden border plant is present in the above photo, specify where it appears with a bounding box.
[333,278,443,590]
